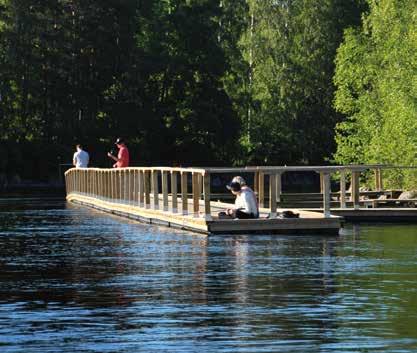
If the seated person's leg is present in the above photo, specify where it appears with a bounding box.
[235,209,255,219]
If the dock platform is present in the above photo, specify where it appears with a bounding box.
[67,194,342,235]
[65,166,343,235]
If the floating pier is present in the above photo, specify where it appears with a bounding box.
[65,164,417,235]
[65,166,343,235]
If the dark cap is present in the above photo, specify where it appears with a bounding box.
[226,181,241,192]
[114,137,125,145]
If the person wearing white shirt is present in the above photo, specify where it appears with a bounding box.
[73,144,89,168]
[222,181,259,219]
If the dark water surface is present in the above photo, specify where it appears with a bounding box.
[0,197,417,353]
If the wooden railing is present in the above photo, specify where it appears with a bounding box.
[65,165,392,219]
[65,167,212,219]
[248,164,388,215]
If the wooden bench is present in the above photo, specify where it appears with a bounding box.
[363,198,417,208]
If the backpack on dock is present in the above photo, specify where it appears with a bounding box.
[278,210,300,219]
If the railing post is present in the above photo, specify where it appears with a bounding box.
[123,168,130,203]
[151,170,159,210]
[254,171,259,195]
[323,172,331,218]
[192,172,200,217]
[269,173,277,218]
[340,169,346,208]
[162,170,169,212]
[171,171,178,213]
[320,172,324,194]
[144,170,151,209]
[181,171,188,215]
[375,168,383,191]
[276,171,282,203]
[105,170,109,200]
[110,170,114,201]
[132,169,139,205]
[258,171,265,208]
[138,170,144,207]
[198,173,203,199]
[379,169,383,191]
[352,170,360,209]
[117,170,121,202]
[203,172,211,220]
[112,170,116,201]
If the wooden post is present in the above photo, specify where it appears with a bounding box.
[131,169,136,204]
[340,169,346,208]
[276,172,282,204]
[171,171,178,213]
[198,173,203,199]
[269,173,277,218]
[323,172,331,218]
[203,172,211,220]
[144,170,151,208]
[162,171,169,212]
[106,171,109,200]
[192,172,200,217]
[379,169,383,191]
[320,172,324,194]
[118,170,122,203]
[125,170,130,203]
[352,171,360,209]
[151,170,159,210]
[254,171,259,195]
[181,172,188,215]
[375,168,383,191]
[138,170,144,207]
[258,171,265,208]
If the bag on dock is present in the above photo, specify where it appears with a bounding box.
[278,211,300,219]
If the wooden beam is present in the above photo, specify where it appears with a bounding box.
[352,171,360,209]
[276,172,282,203]
[203,172,211,220]
[340,170,346,208]
[258,171,265,208]
[192,173,200,217]
[323,172,331,218]
[162,171,169,212]
[171,171,178,213]
[138,170,144,207]
[144,170,151,208]
[181,172,188,215]
[269,173,277,218]
[151,170,159,210]
[254,171,259,195]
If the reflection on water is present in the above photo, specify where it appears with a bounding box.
[0,197,417,352]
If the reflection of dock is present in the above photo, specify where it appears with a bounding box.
[65,166,343,235]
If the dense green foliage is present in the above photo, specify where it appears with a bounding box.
[0,0,368,182]
[334,0,417,188]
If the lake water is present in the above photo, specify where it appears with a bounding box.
[0,197,417,353]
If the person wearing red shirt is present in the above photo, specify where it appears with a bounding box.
[107,138,130,168]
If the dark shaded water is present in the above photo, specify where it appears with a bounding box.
[0,197,417,353]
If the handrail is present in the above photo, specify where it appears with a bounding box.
[64,164,407,219]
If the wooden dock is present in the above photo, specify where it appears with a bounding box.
[65,167,343,235]
[65,164,417,234]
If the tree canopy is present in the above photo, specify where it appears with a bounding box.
[333,0,417,188]
[5,0,409,186]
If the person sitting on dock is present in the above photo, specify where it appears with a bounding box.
[73,144,89,168]
[219,181,259,219]
[107,138,130,168]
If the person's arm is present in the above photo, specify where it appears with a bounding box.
[73,152,77,166]
[107,152,118,162]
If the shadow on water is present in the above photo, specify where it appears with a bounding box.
[0,197,417,352]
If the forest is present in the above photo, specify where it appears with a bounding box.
[0,0,415,187]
